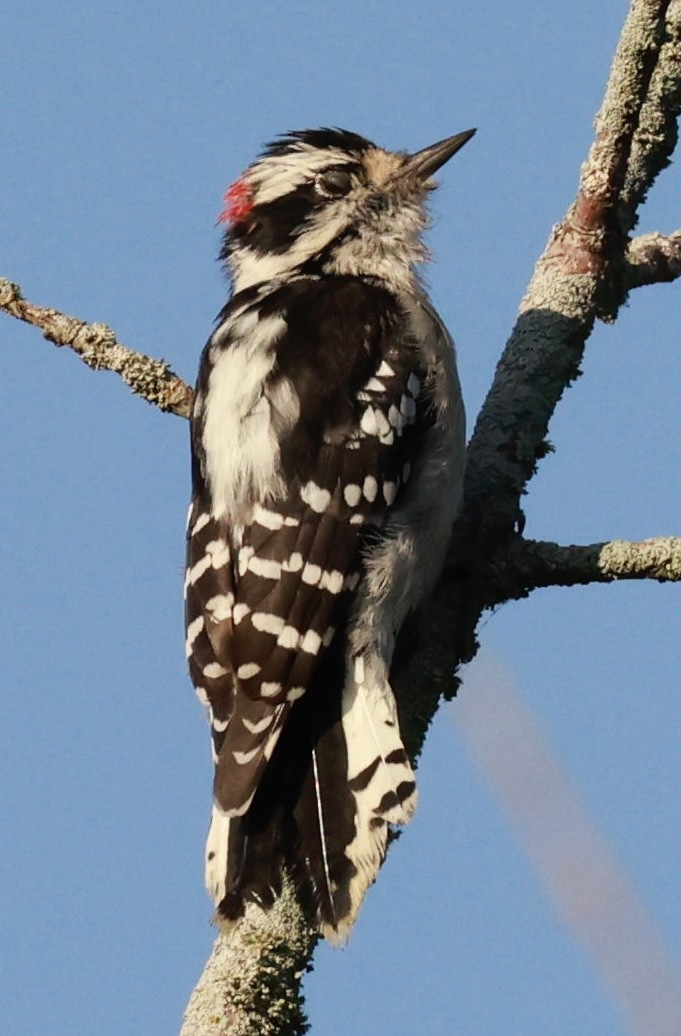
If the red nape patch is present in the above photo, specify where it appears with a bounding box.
[218,178,254,225]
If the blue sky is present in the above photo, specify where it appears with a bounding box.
[2,2,680,1033]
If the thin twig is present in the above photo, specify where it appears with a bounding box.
[624,230,681,287]
[0,277,194,418]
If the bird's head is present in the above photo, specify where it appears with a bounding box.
[219,127,475,294]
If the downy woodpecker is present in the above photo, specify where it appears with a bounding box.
[185,127,473,940]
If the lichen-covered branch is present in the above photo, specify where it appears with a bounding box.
[547,0,674,281]
[0,277,194,418]
[620,0,681,229]
[479,536,681,606]
[624,229,681,287]
[463,0,681,543]
[180,879,314,1036]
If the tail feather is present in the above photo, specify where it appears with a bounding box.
[335,654,416,935]
[206,643,415,940]
[213,700,289,816]
[291,693,357,938]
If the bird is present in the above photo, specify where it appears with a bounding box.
[184,126,472,942]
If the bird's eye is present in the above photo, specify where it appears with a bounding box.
[315,168,353,198]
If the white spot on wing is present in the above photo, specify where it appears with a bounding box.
[247,556,282,580]
[205,594,234,621]
[238,545,255,576]
[232,602,251,625]
[252,612,285,635]
[300,630,322,655]
[278,625,300,649]
[320,570,344,594]
[302,563,322,585]
[383,481,397,505]
[237,662,261,679]
[344,484,362,507]
[187,554,212,585]
[185,616,205,656]
[363,476,378,502]
[261,681,282,698]
[191,512,211,537]
[360,407,378,436]
[301,481,331,513]
[374,409,391,438]
[203,662,229,678]
[282,552,303,573]
[205,539,231,569]
[252,505,284,530]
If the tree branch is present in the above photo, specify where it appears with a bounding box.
[480,535,681,605]
[550,0,673,278]
[180,878,314,1036]
[463,0,681,550]
[0,277,194,418]
[624,229,681,287]
[620,0,681,229]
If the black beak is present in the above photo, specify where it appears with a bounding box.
[393,128,476,183]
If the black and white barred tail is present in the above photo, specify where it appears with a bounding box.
[204,635,416,940]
